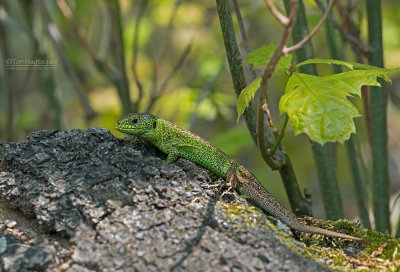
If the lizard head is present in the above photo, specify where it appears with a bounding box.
[115,113,159,137]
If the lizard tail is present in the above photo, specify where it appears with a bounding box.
[291,224,363,241]
[230,167,362,241]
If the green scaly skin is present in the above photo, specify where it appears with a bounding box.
[115,113,362,241]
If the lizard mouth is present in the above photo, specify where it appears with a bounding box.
[115,122,147,135]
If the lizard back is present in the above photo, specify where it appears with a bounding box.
[153,118,240,178]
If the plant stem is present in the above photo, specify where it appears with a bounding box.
[109,0,132,115]
[346,135,371,227]
[257,0,298,170]
[0,22,13,140]
[215,0,257,143]
[270,115,288,156]
[283,0,335,55]
[366,0,391,233]
[283,0,344,220]
[216,0,311,216]
[322,0,370,227]
[38,1,96,120]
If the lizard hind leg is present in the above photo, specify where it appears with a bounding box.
[210,167,237,198]
[226,166,246,191]
[219,167,242,197]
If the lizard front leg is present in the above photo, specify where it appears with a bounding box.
[166,147,179,163]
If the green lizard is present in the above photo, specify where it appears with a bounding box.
[115,113,362,241]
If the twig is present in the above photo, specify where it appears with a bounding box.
[38,1,96,120]
[146,42,192,112]
[257,0,298,170]
[56,0,117,79]
[57,0,100,63]
[56,0,126,111]
[110,0,132,115]
[232,0,258,80]
[262,103,274,128]
[232,0,251,53]
[283,0,334,55]
[0,21,14,140]
[146,0,185,112]
[314,0,371,56]
[132,0,148,112]
[264,0,289,26]
[158,42,192,95]
[149,46,159,98]
[188,60,225,130]
[270,115,288,156]
[217,0,311,216]
[216,0,258,144]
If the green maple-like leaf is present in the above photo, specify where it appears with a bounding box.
[297,58,395,74]
[246,44,292,73]
[296,58,355,70]
[236,44,293,123]
[279,68,398,144]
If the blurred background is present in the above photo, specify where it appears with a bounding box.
[0,0,399,222]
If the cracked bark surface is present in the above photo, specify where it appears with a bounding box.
[0,128,326,271]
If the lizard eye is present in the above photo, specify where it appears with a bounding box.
[132,118,138,124]
[153,122,157,129]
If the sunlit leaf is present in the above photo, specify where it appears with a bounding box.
[297,58,397,82]
[279,67,399,144]
[236,76,261,123]
[275,54,292,74]
[246,44,292,73]
[246,45,275,69]
[296,58,356,70]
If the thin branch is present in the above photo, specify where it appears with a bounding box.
[38,0,96,120]
[217,0,310,216]
[264,0,289,26]
[158,42,192,96]
[146,0,185,112]
[232,0,250,53]
[56,1,116,79]
[262,103,274,128]
[110,0,132,115]
[146,42,192,112]
[232,0,257,79]
[314,0,371,56]
[149,46,159,98]
[188,59,225,130]
[283,0,334,55]
[0,20,14,140]
[56,0,125,110]
[257,0,298,170]
[132,0,148,112]
[216,0,258,144]
[270,114,289,156]
[57,0,100,63]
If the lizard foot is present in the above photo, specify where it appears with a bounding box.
[219,182,233,198]
[203,179,227,192]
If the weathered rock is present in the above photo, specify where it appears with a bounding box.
[0,128,326,271]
